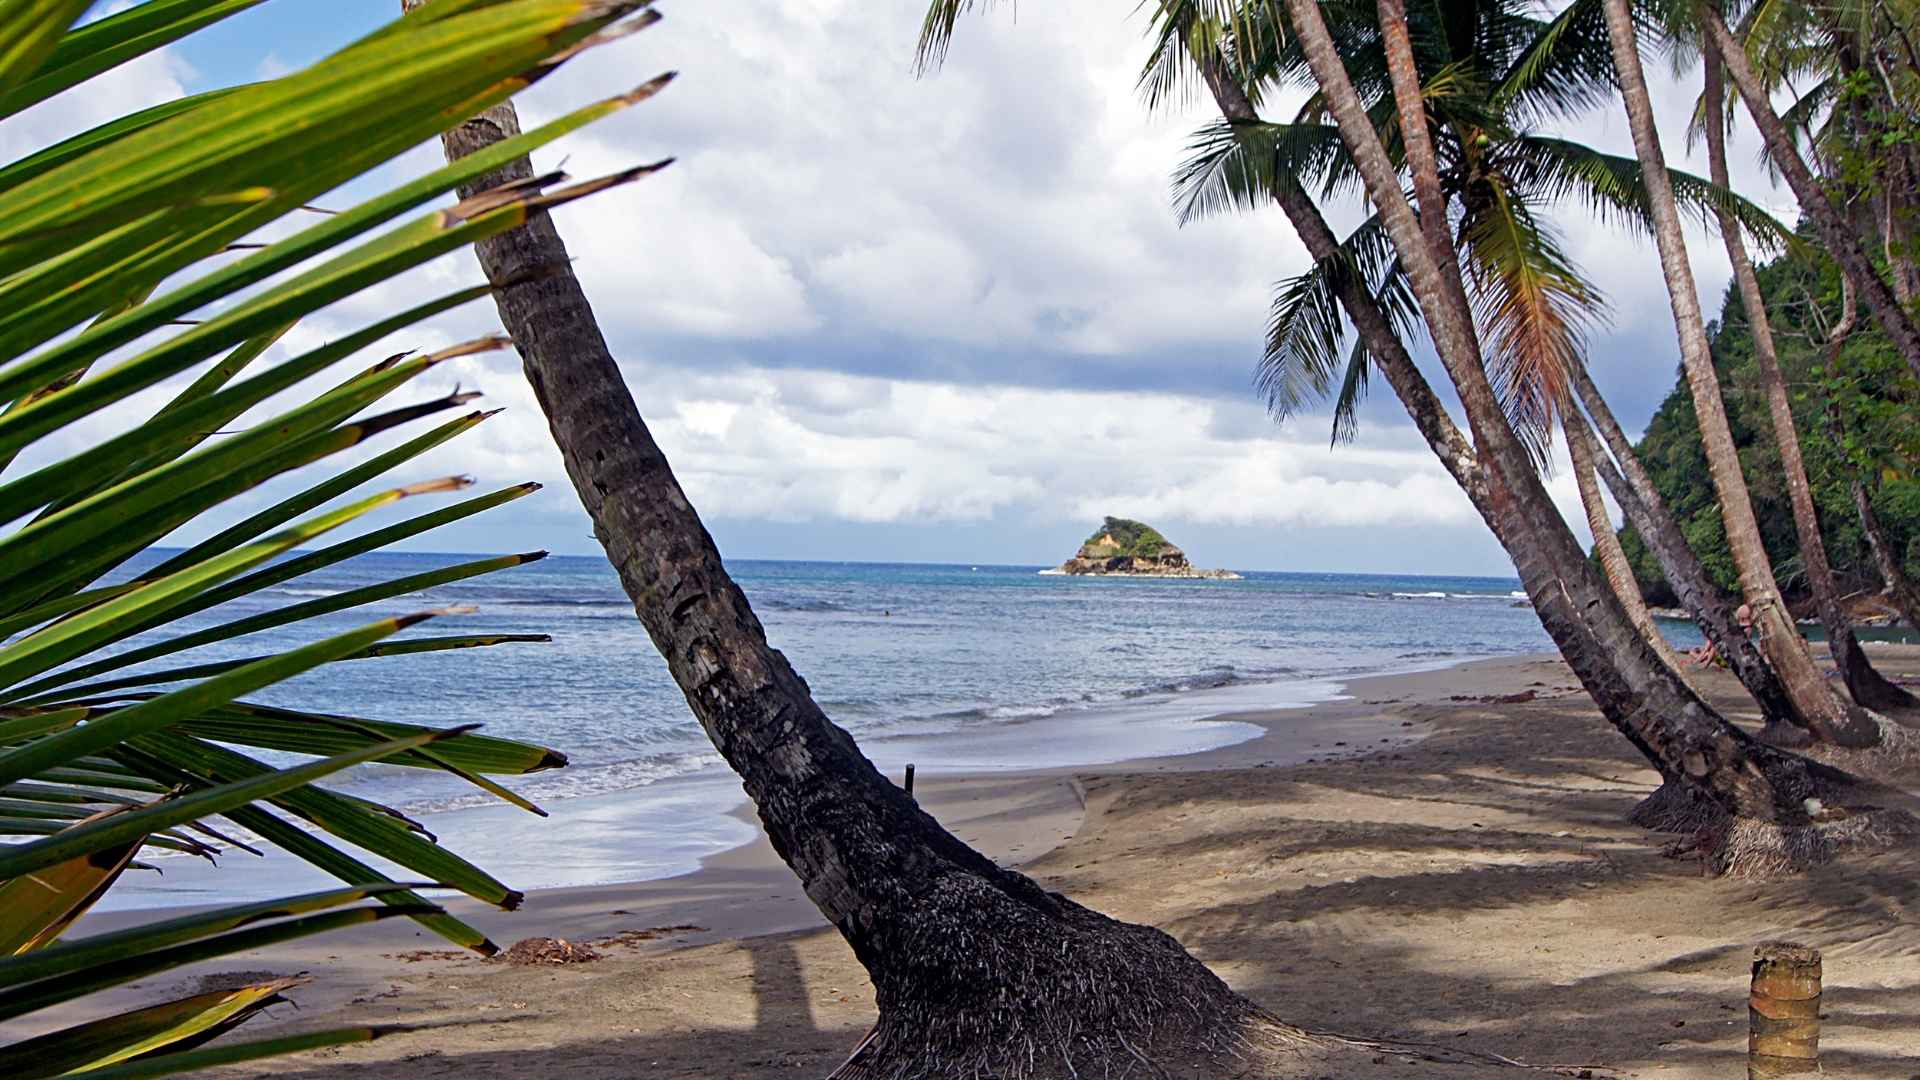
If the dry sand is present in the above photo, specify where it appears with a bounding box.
[50,651,1920,1076]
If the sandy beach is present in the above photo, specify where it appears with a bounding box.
[38,649,1920,1077]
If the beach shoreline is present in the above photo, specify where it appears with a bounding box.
[33,648,1920,1077]
[90,654,1465,913]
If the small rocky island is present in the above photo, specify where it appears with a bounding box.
[1044,516,1242,579]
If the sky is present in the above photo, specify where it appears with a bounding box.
[8,0,1800,577]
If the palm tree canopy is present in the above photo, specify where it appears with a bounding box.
[1150,0,1789,453]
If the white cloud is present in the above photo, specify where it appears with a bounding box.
[0,44,191,163]
[0,0,1801,577]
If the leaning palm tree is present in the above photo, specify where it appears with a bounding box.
[1169,0,1812,745]
[1694,40,1918,714]
[1012,0,1916,850]
[1599,0,1910,761]
[1121,0,1873,810]
[0,1,662,1074]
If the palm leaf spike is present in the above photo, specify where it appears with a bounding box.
[0,0,678,1065]
[0,830,146,955]
[0,978,309,1078]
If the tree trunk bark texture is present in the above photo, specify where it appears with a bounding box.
[1567,411,1688,675]
[1603,0,1886,752]
[411,35,1327,1077]
[1569,366,1809,742]
[1701,51,1918,716]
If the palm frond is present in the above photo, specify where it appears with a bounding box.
[0,0,672,1070]
[1172,118,1352,224]
[1458,183,1604,464]
[1504,135,1794,252]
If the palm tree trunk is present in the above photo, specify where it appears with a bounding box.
[1566,410,1687,674]
[1374,0,1476,333]
[411,62,1332,1080]
[1702,50,1917,715]
[1603,0,1882,750]
[1570,365,1809,741]
[1266,0,1886,866]
[1697,3,1920,384]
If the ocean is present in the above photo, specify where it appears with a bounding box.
[88,551,1657,909]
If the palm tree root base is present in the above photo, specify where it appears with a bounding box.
[1798,716,1920,783]
[1630,748,1920,876]
[826,871,1309,1079]
[1709,806,1920,876]
[1628,779,1724,835]
[824,872,1622,1078]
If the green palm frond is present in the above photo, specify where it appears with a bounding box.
[1458,182,1602,464]
[0,0,672,1073]
[1172,118,1353,223]
[1503,135,1794,252]
[1492,0,1618,125]
[1257,213,1422,442]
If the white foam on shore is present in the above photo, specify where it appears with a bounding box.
[101,656,1478,909]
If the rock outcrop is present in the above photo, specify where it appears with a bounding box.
[1045,517,1241,579]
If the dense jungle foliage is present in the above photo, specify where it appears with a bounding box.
[1620,248,1920,610]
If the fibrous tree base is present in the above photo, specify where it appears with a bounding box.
[1712,807,1920,877]
[825,872,1614,1079]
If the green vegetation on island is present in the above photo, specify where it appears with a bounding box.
[1081,517,1172,559]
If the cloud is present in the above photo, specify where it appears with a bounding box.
[1,0,1796,577]
[0,39,191,163]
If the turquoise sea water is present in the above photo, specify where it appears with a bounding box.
[92,552,1613,906]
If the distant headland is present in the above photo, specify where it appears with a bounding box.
[1042,516,1242,579]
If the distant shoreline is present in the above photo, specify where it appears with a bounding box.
[1036,567,1245,579]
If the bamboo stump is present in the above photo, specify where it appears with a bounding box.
[1748,942,1821,1078]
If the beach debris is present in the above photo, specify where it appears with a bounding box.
[591,924,708,949]
[1447,689,1538,704]
[494,937,601,965]
[386,949,469,964]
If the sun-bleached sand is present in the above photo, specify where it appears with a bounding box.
[43,650,1920,1076]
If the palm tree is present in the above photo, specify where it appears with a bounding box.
[1125,0,1908,848]
[412,36,1340,1080]
[1567,409,1688,674]
[1600,0,1897,755]
[1137,0,1845,790]
[1215,0,1876,746]
[1166,0,1825,739]
[1698,44,1918,713]
[0,0,659,1073]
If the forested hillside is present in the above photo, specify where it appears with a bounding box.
[1620,248,1920,612]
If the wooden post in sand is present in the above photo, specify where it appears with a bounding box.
[1748,942,1821,1077]
[904,764,915,797]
